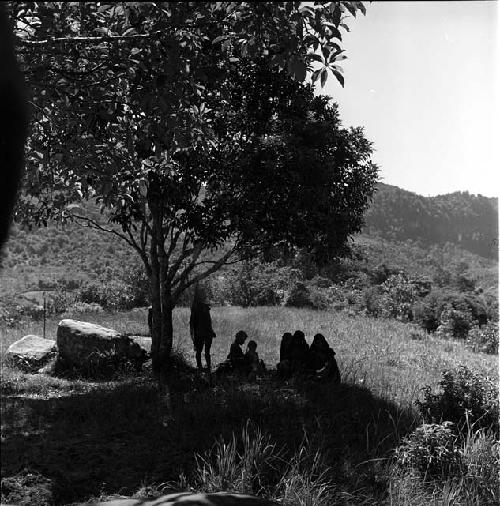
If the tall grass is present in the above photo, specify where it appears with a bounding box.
[1,306,497,505]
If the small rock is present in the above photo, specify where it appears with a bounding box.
[6,335,57,373]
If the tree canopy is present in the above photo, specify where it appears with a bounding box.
[10,1,377,371]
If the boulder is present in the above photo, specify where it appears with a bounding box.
[6,335,57,373]
[79,492,277,505]
[56,319,147,374]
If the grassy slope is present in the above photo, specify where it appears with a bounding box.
[1,307,497,504]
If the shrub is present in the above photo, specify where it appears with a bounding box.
[435,307,473,340]
[415,290,490,335]
[284,282,330,310]
[390,427,499,505]
[223,260,299,307]
[120,265,150,307]
[417,366,499,434]
[48,289,75,315]
[361,285,382,316]
[379,273,418,321]
[63,302,104,316]
[395,422,463,481]
[467,322,498,354]
[77,280,133,310]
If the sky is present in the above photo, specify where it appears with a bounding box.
[320,1,498,198]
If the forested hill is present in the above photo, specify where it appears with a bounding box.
[363,183,498,259]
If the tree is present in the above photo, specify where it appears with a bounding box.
[12,2,375,377]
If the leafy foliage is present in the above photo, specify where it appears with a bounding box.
[395,422,463,481]
[466,321,499,355]
[417,366,499,434]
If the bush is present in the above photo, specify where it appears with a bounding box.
[63,302,104,316]
[284,282,330,310]
[120,265,150,307]
[76,264,149,310]
[48,289,75,315]
[436,307,473,340]
[223,260,300,307]
[77,280,133,310]
[415,290,490,335]
[285,282,311,308]
[395,422,463,481]
[379,273,418,321]
[391,427,499,505]
[362,285,384,316]
[417,366,499,434]
[467,321,498,354]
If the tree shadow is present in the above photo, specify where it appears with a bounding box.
[1,368,417,505]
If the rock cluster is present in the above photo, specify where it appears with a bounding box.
[6,319,151,378]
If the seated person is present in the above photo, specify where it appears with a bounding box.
[277,330,310,378]
[216,330,249,376]
[308,333,341,383]
[289,330,310,373]
[245,340,266,381]
[279,332,293,363]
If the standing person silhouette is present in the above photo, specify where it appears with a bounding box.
[189,284,216,371]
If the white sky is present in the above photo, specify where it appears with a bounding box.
[320,1,498,198]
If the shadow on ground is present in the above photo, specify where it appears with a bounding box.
[1,366,417,505]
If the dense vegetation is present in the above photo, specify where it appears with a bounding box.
[364,183,498,259]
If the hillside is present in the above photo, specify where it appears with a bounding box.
[0,184,497,301]
[364,183,498,259]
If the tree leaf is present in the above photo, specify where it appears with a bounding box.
[320,67,328,87]
[331,68,345,87]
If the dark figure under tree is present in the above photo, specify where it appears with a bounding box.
[189,285,216,371]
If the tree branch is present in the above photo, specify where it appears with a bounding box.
[16,31,163,46]
[172,246,237,301]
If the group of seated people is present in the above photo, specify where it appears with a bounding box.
[216,330,266,380]
[216,329,340,384]
[277,330,341,382]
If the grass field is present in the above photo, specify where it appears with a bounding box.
[1,307,498,505]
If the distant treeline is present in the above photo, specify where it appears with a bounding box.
[364,183,498,259]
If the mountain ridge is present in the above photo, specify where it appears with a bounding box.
[363,181,498,259]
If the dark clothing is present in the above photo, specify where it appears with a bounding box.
[309,334,341,383]
[193,334,213,354]
[279,333,293,363]
[228,342,246,366]
[216,341,249,377]
[190,303,215,341]
[277,331,310,378]
[190,301,215,370]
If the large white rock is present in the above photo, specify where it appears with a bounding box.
[56,319,147,373]
[6,335,57,372]
[79,492,277,505]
